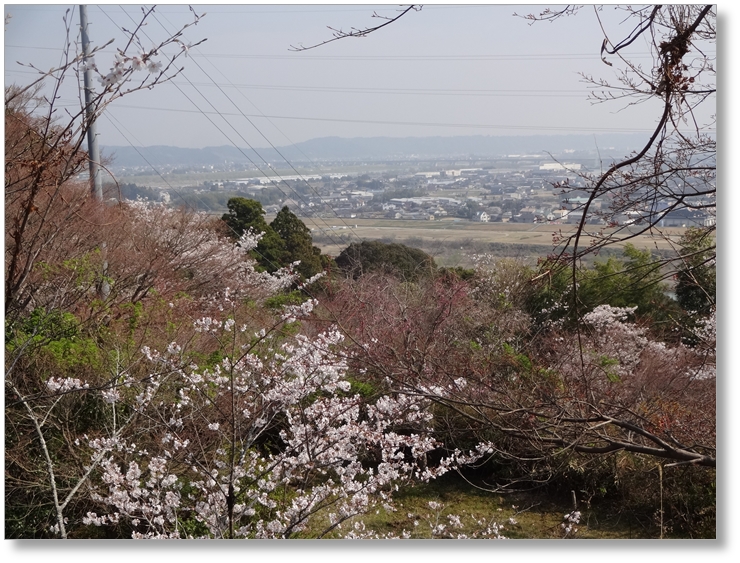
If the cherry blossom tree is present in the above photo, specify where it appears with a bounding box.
[6,197,472,538]
[320,266,715,474]
[81,313,455,538]
[5,6,204,321]
[4,201,293,538]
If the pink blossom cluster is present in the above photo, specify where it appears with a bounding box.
[46,377,89,393]
[122,199,298,303]
[342,499,508,539]
[581,304,715,381]
[83,313,459,538]
[560,511,581,537]
[90,47,165,90]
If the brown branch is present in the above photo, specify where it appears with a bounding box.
[289,5,421,52]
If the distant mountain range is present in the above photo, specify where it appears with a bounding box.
[103,133,649,169]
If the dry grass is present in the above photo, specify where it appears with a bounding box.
[312,218,686,267]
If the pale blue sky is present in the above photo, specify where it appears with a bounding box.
[4,3,718,149]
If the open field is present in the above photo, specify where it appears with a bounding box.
[309,217,688,266]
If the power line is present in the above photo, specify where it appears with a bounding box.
[103,104,671,134]
[102,4,352,251]
[161,82,594,98]
[4,6,416,15]
[104,110,321,295]
[151,9,377,248]
[185,53,638,61]
[111,4,358,250]
[0,68,653,99]
[17,94,717,135]
[1,68,716,101]
[5,44,670,61]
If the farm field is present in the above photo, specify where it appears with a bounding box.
[310,217,688,265]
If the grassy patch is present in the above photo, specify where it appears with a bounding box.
[310,473,649,539]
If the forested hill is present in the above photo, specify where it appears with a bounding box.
[104,133,647,168]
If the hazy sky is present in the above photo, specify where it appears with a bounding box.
[5,3,718,149]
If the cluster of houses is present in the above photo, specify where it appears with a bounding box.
[197,163,714,229]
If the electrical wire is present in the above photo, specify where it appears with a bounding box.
[148,7,483,271]
[100,104,669,134]
[102,5,352,251]
[152,9,377,245]
[5,45,674,61]
[99,4,362,265]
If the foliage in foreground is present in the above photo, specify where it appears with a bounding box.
[5,4,716,540]
[4,193,715,537]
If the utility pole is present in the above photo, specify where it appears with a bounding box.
[79,4,103,201]
[80,5,109,300]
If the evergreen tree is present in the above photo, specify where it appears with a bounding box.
[222,197,270,237]
[578,244,677,321]
[221,197,285,271]
[269,206,323,279]
[675,227,716,315]
[222,199,330,278]
[335,241,436,281]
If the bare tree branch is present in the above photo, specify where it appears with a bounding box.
[289,5,422,52]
